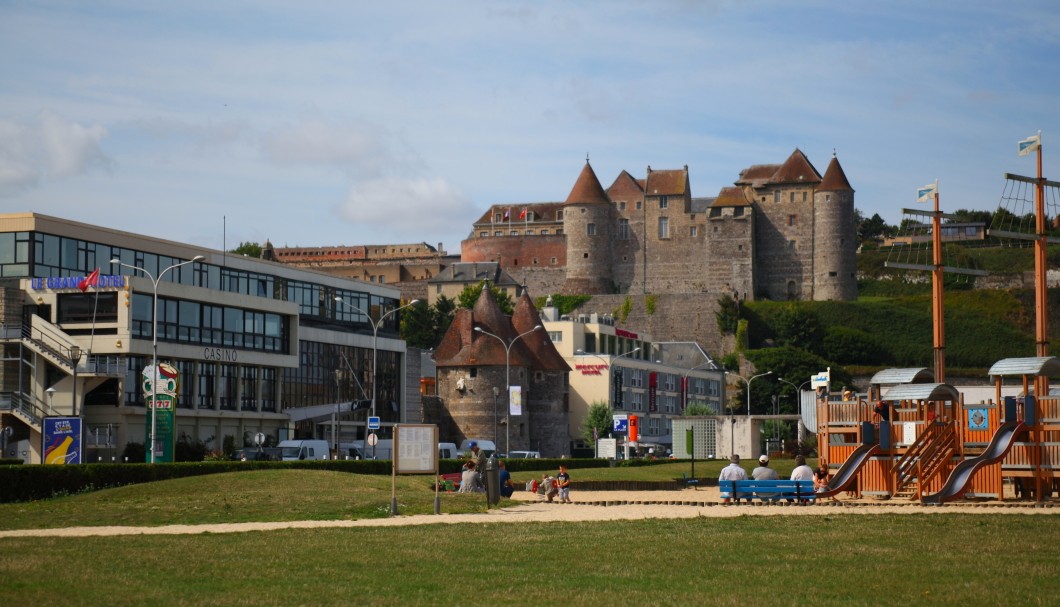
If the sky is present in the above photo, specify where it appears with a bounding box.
[2,1,1059,255]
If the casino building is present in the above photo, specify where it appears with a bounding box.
[0,213,411,463]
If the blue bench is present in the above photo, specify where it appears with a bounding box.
[719,479,816,503]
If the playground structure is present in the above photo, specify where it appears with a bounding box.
[817,133,1059,503]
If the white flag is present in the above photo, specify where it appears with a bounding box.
[1018,134,1041,157]
[916,182,937,203]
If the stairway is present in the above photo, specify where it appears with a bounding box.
[891,420,958,499]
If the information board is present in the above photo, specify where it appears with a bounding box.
[597,438,618,459]
[394,424,438,474]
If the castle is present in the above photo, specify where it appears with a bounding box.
[461,149,857,301]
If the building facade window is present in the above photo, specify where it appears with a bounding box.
[690,226,698,237]
[618,219,629,240]
[658,217,669,239]
[659,196,668,209]
[587,223,596,236]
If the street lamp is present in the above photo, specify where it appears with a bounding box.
[575,347,641,459]
[681,360,715,411]
[474,324,542,455]
[778,377,810,446]
[724,369,772,456]
[492,386,500,450]
[111,255,204,463]
[69,345,82,417]
[334,296,420,449]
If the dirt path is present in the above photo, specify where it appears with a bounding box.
[2,487,1055,539]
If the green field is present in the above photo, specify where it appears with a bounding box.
[1,467,1058,606]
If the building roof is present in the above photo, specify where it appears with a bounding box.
[690,197,715,213]
[768,148,822,185]
[645,166,688,196]
[512,292,571,372]
[735,164,781,188]
[429,262,519,287]
[869,368,935,385]
[606,170,644,199]
[434,287,537,369]
[564,161,610,206]
[710,186,752,207]
[818,154,854,192]
[472,202,565,226]
[988,357,1060,377]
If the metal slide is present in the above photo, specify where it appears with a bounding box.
[817,443,880,498]
[921,421,1025,505]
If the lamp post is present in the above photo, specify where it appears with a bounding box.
[724,370,772,457]
[111,255,204,463]
[474,324,542,455]
[334,297,419,452]
[69,345,82,417]
[575,347,640,459]
[778,377,810,447]
[492,386,500,450]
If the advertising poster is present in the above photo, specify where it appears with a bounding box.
[43,417,82,464]
[143,363,179,463]
[509,385,522,416]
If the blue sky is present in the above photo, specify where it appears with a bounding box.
[2,1,1058,254]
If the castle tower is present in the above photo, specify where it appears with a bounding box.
[812,153,857,301]
[562,160,614,294]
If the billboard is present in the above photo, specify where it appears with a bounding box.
[43,417,82,464]
[143,363,179,463]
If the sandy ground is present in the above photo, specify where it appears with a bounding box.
[1,486,1055,539]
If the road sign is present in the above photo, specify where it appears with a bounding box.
[367,433,379,446]
[253,432,266,446]
[368,416,381,430]
[612,414,629,433]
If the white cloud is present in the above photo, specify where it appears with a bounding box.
[0,112,110,194]
[335,177,476,243]
[261,118,422,180]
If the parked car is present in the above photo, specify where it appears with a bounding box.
[508,450,541,459]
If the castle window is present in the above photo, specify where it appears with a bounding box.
[470,368,477,378]
[541,229,549,235]
[789,240,796,249]
[790,192,795,203]
[826,194,831,202]
[526,230,534,235]
[738,245,743,251]
[829,271,837,277]
[710,208,720,218]
[535,371,544,381]
[587,223,596,236]
[659,196,668,209]
[658,217,669,239]
[636,201,642,210]
[533,258,539,265]
[480,231,487,237]
[527,212,535,221]
[622,256,628,261]
[690,226,698,237]
[583,253,589,259]
[494,231,502,236]
[788,215,797,226]
[556,229,563,235]
[619,201,626,211]
[802,192,808,202]
[618,219,629,239]
[713,226,719,233]
[551,257,557,265]
[580,208,586,214]
[734,207,744,217]
[774,191,781,203]
[513,259,518,266]
[509,230,517,236]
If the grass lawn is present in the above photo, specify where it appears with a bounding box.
[2,515,1058,606]
[5,464,1054,606]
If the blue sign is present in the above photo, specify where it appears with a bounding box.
[368,416,381,430]
[612,415,628,433]
[43,417,82,464]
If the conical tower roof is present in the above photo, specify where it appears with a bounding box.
[818,154,854,192]
[434,285,536,368]
[512,292,571,372]
[564,161,610,205]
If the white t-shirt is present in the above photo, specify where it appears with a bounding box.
[790,465,814,481]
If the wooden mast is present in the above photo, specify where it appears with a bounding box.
[931,185,946,384]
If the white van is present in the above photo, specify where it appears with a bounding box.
[438,442,460,459]
[459,439,497,457]
[278,439,331,461]
[345,439,393,460]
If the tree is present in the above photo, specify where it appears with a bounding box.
[457,280,514,314]
[857,212,893,244]
[684,402,716,416]
[400,300,437,349]
[230,241,262,258]
[433,295,456,338]
[581,401,612,446]
[773,304,822,351]
[715,294,740,334]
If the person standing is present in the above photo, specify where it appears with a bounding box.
[557,465,572,503]
[469,441,488,495]
[719,454,747,503]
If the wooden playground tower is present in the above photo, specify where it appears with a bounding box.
[817,134,1059,503]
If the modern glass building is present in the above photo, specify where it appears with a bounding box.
[0,213,411,463]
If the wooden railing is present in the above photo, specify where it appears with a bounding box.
[891,421,956,497]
